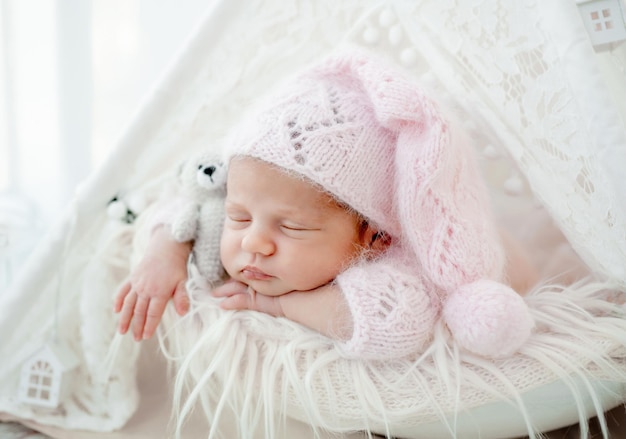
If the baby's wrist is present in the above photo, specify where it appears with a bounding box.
[150,226,192,256]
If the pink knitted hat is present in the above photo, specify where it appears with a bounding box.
[227,49,534,357]
[228,56,400,236]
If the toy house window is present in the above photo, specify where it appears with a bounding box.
[25,360,54,402]
[589,8,615,32]
[577,0,626,48]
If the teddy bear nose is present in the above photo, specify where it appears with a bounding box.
[204,166,216,177]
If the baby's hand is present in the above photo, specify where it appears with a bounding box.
[114,227,192,341]
[214,281,352,340]
[212,280,285,318]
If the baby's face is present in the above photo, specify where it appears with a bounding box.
[220,157,363,297]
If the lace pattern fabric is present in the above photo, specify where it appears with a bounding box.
[381,1,626,283]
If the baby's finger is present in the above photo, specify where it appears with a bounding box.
[113,281,132,313]
[142,298,169,340]
[173,281,189,316]
[118,291,138,334]
[212,281,249,298]
[132,295,150,341]
[219,293,252,311]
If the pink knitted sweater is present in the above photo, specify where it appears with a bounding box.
[335,245,441,359]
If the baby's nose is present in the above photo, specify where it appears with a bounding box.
[241,226,275,256]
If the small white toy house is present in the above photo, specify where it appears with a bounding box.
[576,0,626,48]
[17,342,79,409]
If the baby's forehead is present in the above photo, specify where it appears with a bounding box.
[226,156,358,217]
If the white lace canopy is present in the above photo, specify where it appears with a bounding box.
[384,1,626,285]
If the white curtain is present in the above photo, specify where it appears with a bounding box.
[0,0,213,291]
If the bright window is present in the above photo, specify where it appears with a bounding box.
[0,0,212,289]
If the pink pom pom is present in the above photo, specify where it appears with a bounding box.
[443,280,534,358]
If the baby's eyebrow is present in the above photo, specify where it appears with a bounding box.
[276,206,325,223]
[224,199,247,211]
[274,206,296,216]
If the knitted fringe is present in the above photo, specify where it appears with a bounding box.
[158,274,626,439]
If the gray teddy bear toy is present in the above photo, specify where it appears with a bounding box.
[170,150,227,283]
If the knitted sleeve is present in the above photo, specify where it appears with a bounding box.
[334,245,441,360]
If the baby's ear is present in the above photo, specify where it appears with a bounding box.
[361,223,391,253]
[371,230,392,253]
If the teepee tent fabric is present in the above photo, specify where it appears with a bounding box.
[1,0,625,438]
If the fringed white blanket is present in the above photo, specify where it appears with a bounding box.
[158,270,626,439]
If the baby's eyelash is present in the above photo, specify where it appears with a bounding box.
[281,225,307,231]
[280,224,319,232]
[226,214,250,222]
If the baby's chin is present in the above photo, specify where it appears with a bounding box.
[238,278,292,297]
[229,270,324,297]
[251,280,329,297]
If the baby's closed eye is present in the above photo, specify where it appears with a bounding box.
[280,222,321,237]
[225,211,251,227]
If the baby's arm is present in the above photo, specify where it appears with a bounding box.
[215,246,439,360]
[114,225,192,340]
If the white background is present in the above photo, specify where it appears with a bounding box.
[0,0,215,290]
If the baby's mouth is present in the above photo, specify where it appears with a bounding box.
[242,265,273,281]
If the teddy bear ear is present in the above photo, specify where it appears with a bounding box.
[213,161,228,186]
